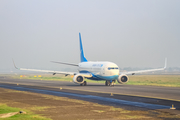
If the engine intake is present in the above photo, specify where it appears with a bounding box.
[73,74,84,84]
[117,74,129,84]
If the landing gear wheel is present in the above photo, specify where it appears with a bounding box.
[110,80,115,87]
[80,81,87,86]
[105,81,111,86]
[105,81,108,86]
[84,81,87,86]
[108,81,111,86]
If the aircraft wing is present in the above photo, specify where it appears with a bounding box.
[15,67,75,75]
[120,58,167,75]
[13,60,92,77]
[15,67,92,77]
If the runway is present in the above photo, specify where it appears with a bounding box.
[0,77,180,111]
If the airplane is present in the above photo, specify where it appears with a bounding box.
[13,33,167,86]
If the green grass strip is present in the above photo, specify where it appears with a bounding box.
[13,75,180,88]
[0,104,51,120]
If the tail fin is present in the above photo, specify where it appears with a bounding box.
[79,33,88,62]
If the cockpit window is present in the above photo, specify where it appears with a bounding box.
[108,67,118,70]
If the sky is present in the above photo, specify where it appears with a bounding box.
[0,0,180,72]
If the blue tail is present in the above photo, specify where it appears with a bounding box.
[79,33,88,62]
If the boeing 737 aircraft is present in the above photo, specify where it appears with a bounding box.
[14,33,167,86]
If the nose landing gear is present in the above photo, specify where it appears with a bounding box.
[105,80,115,86]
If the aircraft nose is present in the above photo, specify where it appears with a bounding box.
[111,70,119,75]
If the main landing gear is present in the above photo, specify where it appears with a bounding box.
[80,81,87,86]
[105,80,115,86]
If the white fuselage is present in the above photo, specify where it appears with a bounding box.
[78,61,119,80]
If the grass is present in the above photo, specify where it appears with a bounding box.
[127,75,180,87]
[0,104,20,114]
[0,104,51,120]
[13,74,104,83]
[12,74,180,87]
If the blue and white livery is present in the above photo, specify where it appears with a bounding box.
[14,33,167,86]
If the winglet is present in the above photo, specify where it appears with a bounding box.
[12,59,19,69]
[164,58,167,69]
[79,33,88,62]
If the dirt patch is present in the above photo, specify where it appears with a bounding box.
[0,112,18,118]
[0,88,180,120]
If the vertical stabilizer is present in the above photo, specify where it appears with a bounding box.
[79,33,88,62]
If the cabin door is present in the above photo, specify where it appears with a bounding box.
[101,67,105,75]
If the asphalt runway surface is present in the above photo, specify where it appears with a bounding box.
[0,76,180,112]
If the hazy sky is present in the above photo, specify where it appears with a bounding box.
[0,0,180,72]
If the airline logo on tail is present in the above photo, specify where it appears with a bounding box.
[79,33,88,62]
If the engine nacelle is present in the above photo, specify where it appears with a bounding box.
[117,74,129,84]
[73,74,84,84]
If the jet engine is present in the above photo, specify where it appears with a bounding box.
[117,74,129,84]
[73,74,84,84]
